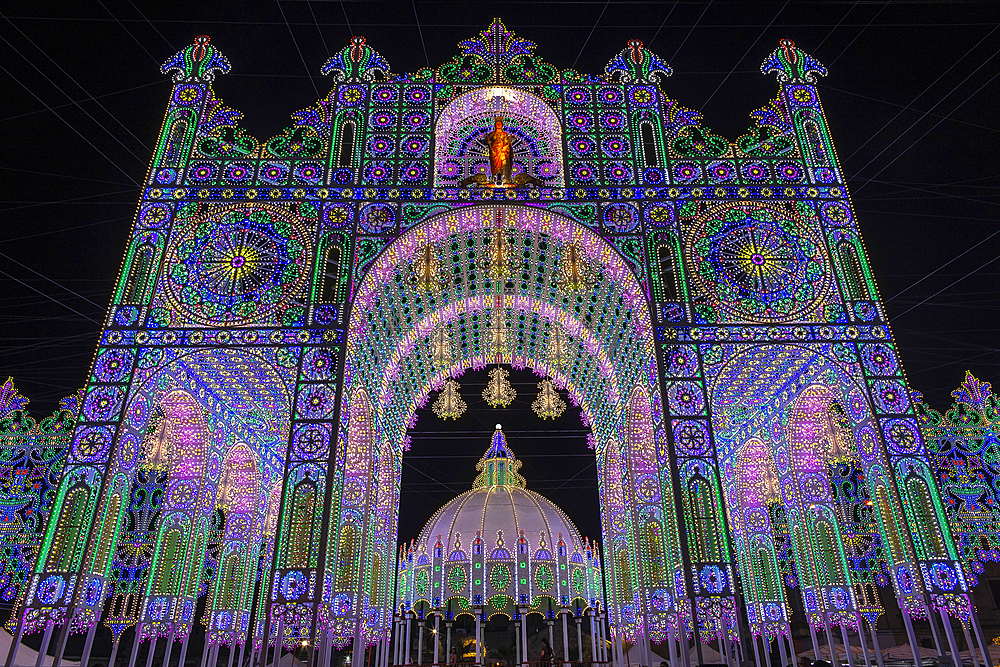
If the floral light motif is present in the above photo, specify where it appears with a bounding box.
[532,380,566,419]
[483,367,516,408]
[433,380,467,420]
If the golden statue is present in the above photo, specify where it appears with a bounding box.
[486,116,514,185]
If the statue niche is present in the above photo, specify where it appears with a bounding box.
[434,87,564,189]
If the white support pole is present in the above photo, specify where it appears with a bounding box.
[143,637,158,667]
[841,624,856,667]
[35,622,55,667]
[962,622,979,667]
[126,629,142,667]
[522,613,529,666]
[590,614,598,665]
[434,616,441,665]
[272,618,285,667]
[475,613,482,666]
[940,609,961,667]
[162,636,175,667]
[902,612,923,667]
[406,617,413,665]
[808,622,821,663]
[563,614,571,663]
[776,629,788,667]
[857,621,872,667]
[446,623,453,666]
[577,617,584,663]
[750,634,762,667]
[417,619,424,666]
[200,634,212,667]
[970,610,991,667]
[868,619,885,667]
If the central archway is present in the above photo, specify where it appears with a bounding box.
[333,205,682,660]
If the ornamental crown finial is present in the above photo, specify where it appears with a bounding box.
[761,38,827,84]
[160,34,230,83]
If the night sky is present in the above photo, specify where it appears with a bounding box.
[2,1,999,541]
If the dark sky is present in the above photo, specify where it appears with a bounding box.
[2,1,999,540]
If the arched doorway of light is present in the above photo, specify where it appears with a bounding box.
[337,204,680,667]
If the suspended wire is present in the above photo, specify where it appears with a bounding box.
[844,24,1000,164]
[647,1,679,48]
[572,0,611,69]
[410,0,429,68]
[338,1,353,38]
[94,0,159,64]
[0,188,141,213]
[0,79,169,125]
[0,33,149,165]
[853,62,1000,194]
[669,0,712,64]
[124,0,174,51]
[306,0,330,56]
[0,252,104,310]
[0,269,99,323]
[809,0,859,55]
[701,0,790,108]
[893,252,1000,320]
[0,63,140,185]
[0,166,135,187]
[276,0,321,98]
[1,21,150,155]
[826,1,888,66]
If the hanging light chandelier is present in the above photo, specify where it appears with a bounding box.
[433,379,467,420]
[483,367,516,408]
[532,379,566,420]
[429,326,453,370]
[557,242,594,291]
[547,325,571,369]
[410,243,447,292]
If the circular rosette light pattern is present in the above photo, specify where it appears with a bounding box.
[689,203,831,323]
[165,204,309,326]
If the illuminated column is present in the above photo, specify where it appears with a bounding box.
[405,616,413,665]
[589,613,597,664]
[562,614,570,662]
[434,615,440,664]
[576,616,583,662]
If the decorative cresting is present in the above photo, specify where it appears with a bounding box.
[321,35,391,83]
[433,86,564,187]
[604,39,672,85]
[160,34,231,84]
[436,18,559,85]
[396,426,603,622]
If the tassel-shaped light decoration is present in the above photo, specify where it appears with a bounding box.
[532,379,566,420]
[547,325,571,369]
[557,242,594,291]
[410,243,448,293]
[433,379,467,420]
[483,367,516,408]
[489,311,508,358]
[429,326,453,370]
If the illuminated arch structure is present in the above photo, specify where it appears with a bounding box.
[394,426,606,666]
[3,20,987,667]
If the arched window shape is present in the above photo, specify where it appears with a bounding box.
[655,240,680,302]
[615,549,633,601]
[814,520,846,585]
[791,525,815,589]
[337,524,358,590]
[752,546,779,601]
[907,477,949,558]
[123,243,156,304]
[287,480,319,568]
[183,526,206,598]
[48,486,89,571]
[157,529,184,595]
[803,120,830,168]
[89,493,123,575]
[321,244,343,303]
[161,120,189,168]
[874,486,906,565]
[338,121,356,168]
[640,122,658,168]
[824,402,856,463]
[218,553,240,609]
[837,241,871,300]
[370,552,385,606]
[643,522,665,586]
[689,474,721,562]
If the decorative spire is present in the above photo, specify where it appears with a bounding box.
[761,38,827,84]
[161,35,230,84]
[321,35,391,82]
[472,425,527,489]
[0,377,29,419]
[605,38,672,85]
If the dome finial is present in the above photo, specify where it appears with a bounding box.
[472,425,526,489]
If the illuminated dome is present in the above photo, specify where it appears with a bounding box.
[418,425,584,560]
[396,425,603,618]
